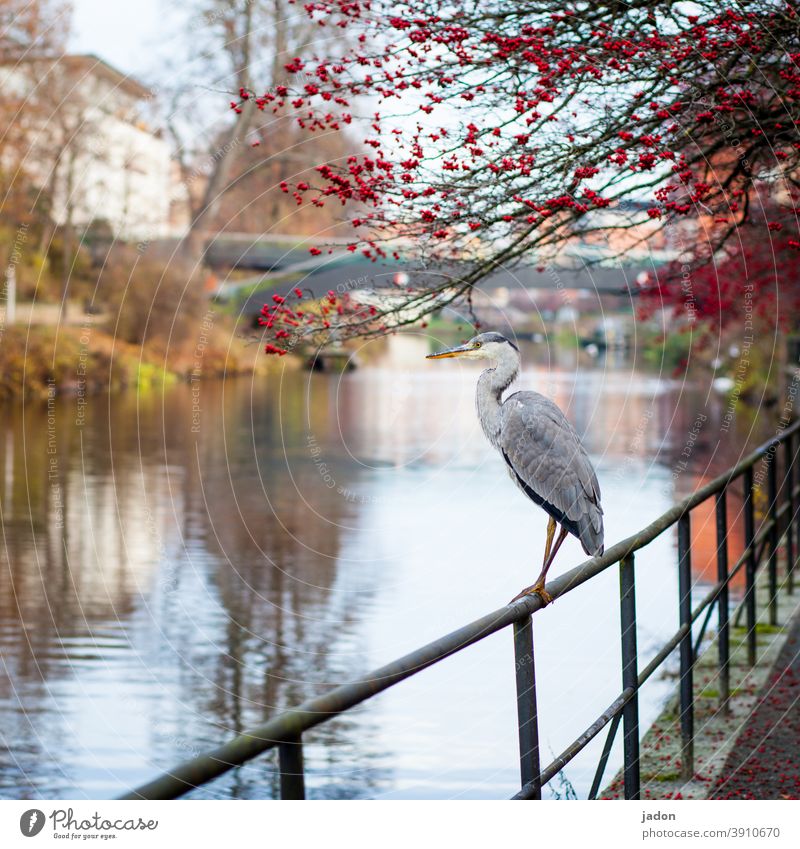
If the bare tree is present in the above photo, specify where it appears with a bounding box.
[167,0,340,257]
[0,0,69,62]
[0,0,71,229]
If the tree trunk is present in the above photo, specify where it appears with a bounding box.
[180,0,257,261]
[179,105,254,260]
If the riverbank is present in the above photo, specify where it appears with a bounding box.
[0,312,272,400]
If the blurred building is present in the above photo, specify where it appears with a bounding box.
[0,54,187,241]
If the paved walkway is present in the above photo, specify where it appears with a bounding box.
[711,611,800,799]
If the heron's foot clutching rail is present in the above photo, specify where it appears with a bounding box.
[510,581,553,606]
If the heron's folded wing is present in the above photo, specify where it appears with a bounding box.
[500,392,604,555]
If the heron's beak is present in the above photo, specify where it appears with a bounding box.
[426,343,471,360]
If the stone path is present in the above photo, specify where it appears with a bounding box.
[710,611,800,800]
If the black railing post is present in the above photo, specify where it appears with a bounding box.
[513,617,541,799]
[786,433,795,596]
[715,489,730,714]
[768,452,779,626]
[588,714,621,800]
[678,512,694,782]
[743,467,757,666]
[278,736,306,799]
[619,553,640,799]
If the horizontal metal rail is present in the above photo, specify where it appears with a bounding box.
[120,418,800,800]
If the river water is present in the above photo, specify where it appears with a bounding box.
[0,334,773,799]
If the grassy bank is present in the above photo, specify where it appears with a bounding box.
[0,314,267,400]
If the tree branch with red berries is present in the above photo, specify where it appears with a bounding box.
[240,0,800,353]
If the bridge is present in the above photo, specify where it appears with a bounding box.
[212,253,653,325]
[117,418,800,800]
[159,233,654,309]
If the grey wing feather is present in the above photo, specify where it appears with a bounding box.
[499,391,604,556]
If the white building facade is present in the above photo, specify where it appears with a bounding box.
[1,54,185,241]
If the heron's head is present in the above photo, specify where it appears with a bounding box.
[426,332,519,363]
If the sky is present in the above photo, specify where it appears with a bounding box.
[68,0,258,153]
[69,0,171,77]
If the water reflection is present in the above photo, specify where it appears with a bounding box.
[0,335,779,799]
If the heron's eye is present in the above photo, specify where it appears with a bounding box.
[473,341,482,349]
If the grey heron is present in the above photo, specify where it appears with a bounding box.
[426,332,604,604]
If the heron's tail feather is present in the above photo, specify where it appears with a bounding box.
[577,508,604,557]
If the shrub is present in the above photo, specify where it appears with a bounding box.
[95,246,204,347]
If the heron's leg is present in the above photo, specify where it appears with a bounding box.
[541,515,557,568]
[542,525,569,574]
[511,521,568,605]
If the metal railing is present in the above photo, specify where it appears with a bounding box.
[120,418,800,800]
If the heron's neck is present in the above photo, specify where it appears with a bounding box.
[476,355,519,448]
